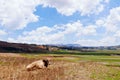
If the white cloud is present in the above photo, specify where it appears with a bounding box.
[77,6,120,46]
[75,6,120,46]
[40,0,109,16]
[114,31,120,37]
[105,0,109,3]
[8,26,65,44]
[75,36,117,46]
[0,0,40,30]
[8,20,97,44]
[0,30,7,35]
[76,6,120,46]
[0,0,109,30]
[75,39,100,46]
[96,19,104,27]
[83,25,97,35]
[99,36,116,46]
[103,7,120,32]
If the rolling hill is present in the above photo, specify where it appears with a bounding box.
[0,41,47,53]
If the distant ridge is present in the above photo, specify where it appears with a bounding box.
[46,43,120,51]
[46,44,81,47]
[0,41,47,53]
[0,40,120,53]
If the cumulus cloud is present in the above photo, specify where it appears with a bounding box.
[75,6,120,46]
[75,36,117,46]
[0,0,40,30]
[8,26,65,44]
[0,0,109,30]
[8,20,97,44]
[81,25,97,35]
[40,0,109,16]
[102,6,120,32]
[104,9,120,32]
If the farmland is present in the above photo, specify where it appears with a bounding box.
[0,51,120,80]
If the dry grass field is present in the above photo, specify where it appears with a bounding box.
[0,53,120,80]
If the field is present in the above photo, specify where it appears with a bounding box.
[0,51,120,80]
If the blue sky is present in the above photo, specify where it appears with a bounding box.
[0,0,120,46]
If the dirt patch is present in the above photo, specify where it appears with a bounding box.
[0,53,23,57]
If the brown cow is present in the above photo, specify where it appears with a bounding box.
[26,59,49,71]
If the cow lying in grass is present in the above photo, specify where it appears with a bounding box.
[26,59,49,71]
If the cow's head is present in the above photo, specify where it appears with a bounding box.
[43,59,49,67]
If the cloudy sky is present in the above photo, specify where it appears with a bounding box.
[0,0,120,46]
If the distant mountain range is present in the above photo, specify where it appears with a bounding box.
[46,44,120,51]
[47,44,81,47]
[0,40,120,53]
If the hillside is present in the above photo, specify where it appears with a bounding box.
[0,41,47,53]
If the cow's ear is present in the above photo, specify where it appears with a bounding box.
[43,59,46,62]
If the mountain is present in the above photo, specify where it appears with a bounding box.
[45,44,81,50]
[46,44,120,51]
[63,44,81,47]
[46,44,81,47]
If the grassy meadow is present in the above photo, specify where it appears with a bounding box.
[0,50,120,80]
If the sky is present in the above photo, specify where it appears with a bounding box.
[0,0,120,46]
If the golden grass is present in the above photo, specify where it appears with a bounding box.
[0,56,65,80]
[0,53,120,80]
